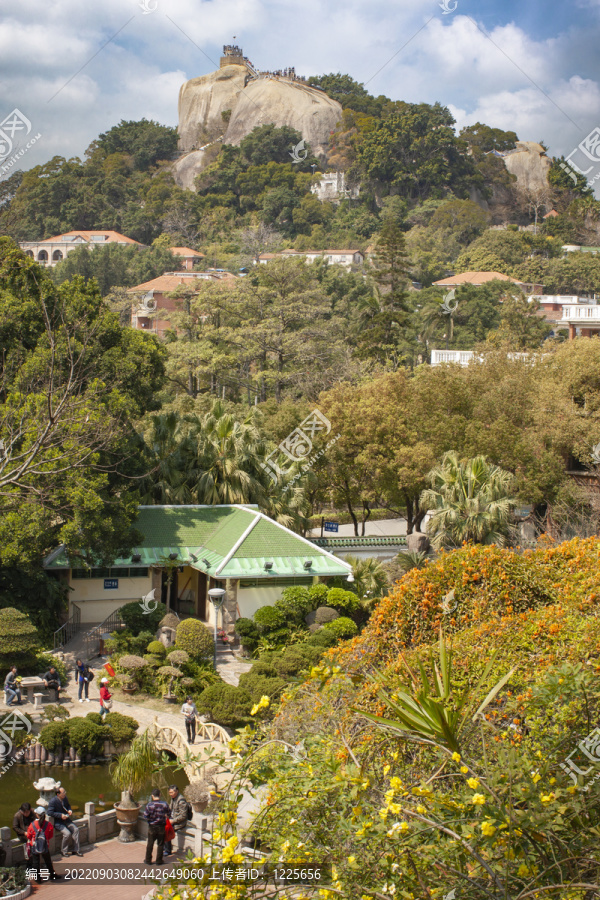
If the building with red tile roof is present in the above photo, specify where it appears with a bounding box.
[433,271,543,293]
[20,230,142,267]
[127,271,236,337]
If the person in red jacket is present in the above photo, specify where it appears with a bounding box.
[99,678,112,720]
[26,808,61,881]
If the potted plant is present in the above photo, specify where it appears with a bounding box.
[118,655,148,695]
[0,866,29,899]
[110,731,158,842]
[217,628,230,645]
[157,665,183,703]
[183,780,211,813]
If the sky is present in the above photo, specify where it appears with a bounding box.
[1,0,600,176]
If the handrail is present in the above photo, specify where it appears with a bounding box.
[53,605,81,650]
[83,606,127,658]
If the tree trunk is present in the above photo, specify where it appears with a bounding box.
[361,501,371,536]
[346,498,359,537]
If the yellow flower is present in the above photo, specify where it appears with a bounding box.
[549,777,556,785]
[540,792,555,803]
[389,776,403,791]
[347,856,359,869]
[471,793,485,806]
[452,752,461,762]
[460,766,469,774]
[467,778,480,789]
[531,773,541,784]
[383,764,391,775]
[481,821,496,837]
[517,863,530,877]
[416,804,426,814]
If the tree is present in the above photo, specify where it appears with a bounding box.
[421,451,518,549]
[307,73,387,117]
[239,124,306,167]
[0,240,165,565]
[459,122,518,154]
[52,243,177,296]
[94,119,178,170]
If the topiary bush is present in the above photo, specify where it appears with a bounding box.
[167,649,190,666]
[160,612,180,629]
[253,605,286,634]
[68,717,106,755]
[308,583,329,606]
[119,601,166,636]
[248,661,279,678]
[237,671,287,703]
[326,588,362,620]
[274,586,312,624]
[39,722,70,752]
[235,618,260,651]
[102,712,138,744]
[323,616,359,640]
[176,618,214,661]
[306,629,339,648]
[272,644,323,678]
[0,608,41,670]
[306,606,340,627]
[147,640,167,657]
[196,683,252,728]
[143,654,163,667]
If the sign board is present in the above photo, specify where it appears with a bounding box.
[104,578,119,590]
[324,521,339,533]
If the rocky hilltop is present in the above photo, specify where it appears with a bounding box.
[500,141,552,193]
[173,45,343,190]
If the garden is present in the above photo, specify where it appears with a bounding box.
[150,536,600,900]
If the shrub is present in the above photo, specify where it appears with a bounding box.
[129,631,155,655]
[274,586,312,624]
[176,618,214,661]
[196,683,252,728]
[248,661,279,678]
[68,717,106,755]
[308,583,329,606]
[160,612,180,629]
[167,649,190,666]
[86,712,103,726]
[119,601,166,635]
[253,606,286,634]
[235,618,259,640]
[306,629,339,648]
[146,640,167,657]
[143,654,163,667]
[272,645,322,678]
[39,721,70,752]
[326,588,362,619]
[237,671,287,703]
[181,660,220,694]
[306,606,340,627]
[0,608,41,663]
[323,616,359,640]
[103,711,138,744]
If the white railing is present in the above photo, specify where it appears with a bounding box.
[431,350,476,366]
[561,305,600,321]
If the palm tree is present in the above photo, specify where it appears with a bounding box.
[421,451,517,550]
[343,555,389,608]
[187,401,269,505]
[139,412,193,505]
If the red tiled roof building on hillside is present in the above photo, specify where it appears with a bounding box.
[20,230,142,267]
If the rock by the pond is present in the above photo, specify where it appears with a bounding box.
[406,532,430,553]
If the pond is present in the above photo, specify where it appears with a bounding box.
[0,762,189,834]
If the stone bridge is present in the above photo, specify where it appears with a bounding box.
[148,717,232,783]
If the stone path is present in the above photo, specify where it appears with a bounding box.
[215,645,253,686]
[29,836,187,900]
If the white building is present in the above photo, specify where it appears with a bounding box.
[20,230,142,267]
[310,172,360,202]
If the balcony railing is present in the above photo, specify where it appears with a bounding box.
[561,305,600,321]
[431,350,476,366]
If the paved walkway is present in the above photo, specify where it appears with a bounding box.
[29,836,185,899]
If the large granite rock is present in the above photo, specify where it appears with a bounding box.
[500,141,552,193]
[224,78,342,161]
[178,64,248,151]
[406,532,430,553]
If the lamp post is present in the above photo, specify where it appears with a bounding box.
[208,587,226,670]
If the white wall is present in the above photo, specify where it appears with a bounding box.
[237,585,284,619]
[69,574,152,623]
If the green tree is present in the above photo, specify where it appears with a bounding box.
[94,119,178,170]
[421,451,518,549]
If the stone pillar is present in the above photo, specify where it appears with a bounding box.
[151,566,163,598]
[223,580,238,634]
[193,815,208,857]
[85,802,96,843]
[34,693,43,709]
[0,827,12,866]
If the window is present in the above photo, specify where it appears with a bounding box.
[71,566,149,579]
[238,576,314,589]
[90,235,108,242]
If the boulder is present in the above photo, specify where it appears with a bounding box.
[500,141,552,193]
[178,64,248,151]
[406,532,430,553]
[305,607,340,628]
[224,78,342,161]
[157,626,177,649]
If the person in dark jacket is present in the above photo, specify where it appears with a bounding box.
[13,802,37,841]
[143,789,169,864]
[26,808,61,881]
[47,787,82,856]
[42,667,62,697]
[163,785,188,856]
[75,658,91,702]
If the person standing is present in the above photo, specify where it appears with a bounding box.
[181,696,197,744]
[26,808,61,881]
[13,803,37,842]
[4,667,21,705]
[99,677,112,719]
[75,659,91,703]
[143,789,169,865]
[47,787,82,857]
[164,785,189,856]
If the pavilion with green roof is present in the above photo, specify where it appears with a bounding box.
[44,505,352,627]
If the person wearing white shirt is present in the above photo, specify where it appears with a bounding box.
[181,697,197,744]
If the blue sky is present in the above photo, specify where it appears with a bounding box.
[0,0,599,175]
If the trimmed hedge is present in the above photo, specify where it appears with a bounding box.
[237,671,287,703]
[175,618,214,661]
[323,616,359,640]
[197,683,252,728]
[119,601,166,635]
[253,606,286,633]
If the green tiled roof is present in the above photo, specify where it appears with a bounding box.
[44,505,352,579]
